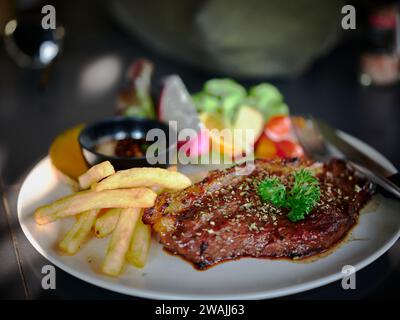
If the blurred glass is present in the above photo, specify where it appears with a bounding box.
[3,10,64,69]
[0,0,15,37]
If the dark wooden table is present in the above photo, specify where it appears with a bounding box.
[0,0,399,299]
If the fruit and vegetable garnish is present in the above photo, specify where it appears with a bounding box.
[190,79,303,159]
[115,59,303,160]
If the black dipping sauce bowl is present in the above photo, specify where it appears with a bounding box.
[79,116,176,170]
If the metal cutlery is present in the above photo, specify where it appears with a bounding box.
[291,116,400,199]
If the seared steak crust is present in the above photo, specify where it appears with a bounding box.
[143,159,374,269]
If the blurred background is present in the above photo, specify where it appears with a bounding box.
[0,0,400,299]
[0,0,399,185]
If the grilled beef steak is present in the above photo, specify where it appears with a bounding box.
[143,159,374,269]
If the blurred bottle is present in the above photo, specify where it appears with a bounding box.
[360,0,400,86]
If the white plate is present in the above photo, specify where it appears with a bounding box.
[17,133,400,300]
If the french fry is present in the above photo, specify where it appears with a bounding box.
[59,209,99,254]
[78,161,115,189]
[149,166,179,194]
[94,208,121,238]
[168,165,177,172]
[92,167,191,192]
[126,214,151,268]
[34,188,156,225]
[102,208,141,276]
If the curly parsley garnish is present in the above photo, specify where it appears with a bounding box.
[257,169,321,222]
[287,169,321,222]
[257,177,286,207]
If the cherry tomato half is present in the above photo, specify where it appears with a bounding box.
[264,115,291,141]
[276,140,304,159]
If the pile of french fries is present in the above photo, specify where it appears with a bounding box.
[34,161,191,277]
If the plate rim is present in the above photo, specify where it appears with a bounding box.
[17,132,400,300]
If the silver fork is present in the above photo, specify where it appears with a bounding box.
[291,116,400,199]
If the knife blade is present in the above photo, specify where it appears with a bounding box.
[315,120,396,177]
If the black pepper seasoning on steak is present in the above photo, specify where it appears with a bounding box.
[143,159,374,269]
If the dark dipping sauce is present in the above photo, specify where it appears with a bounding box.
[96,137,151,158]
